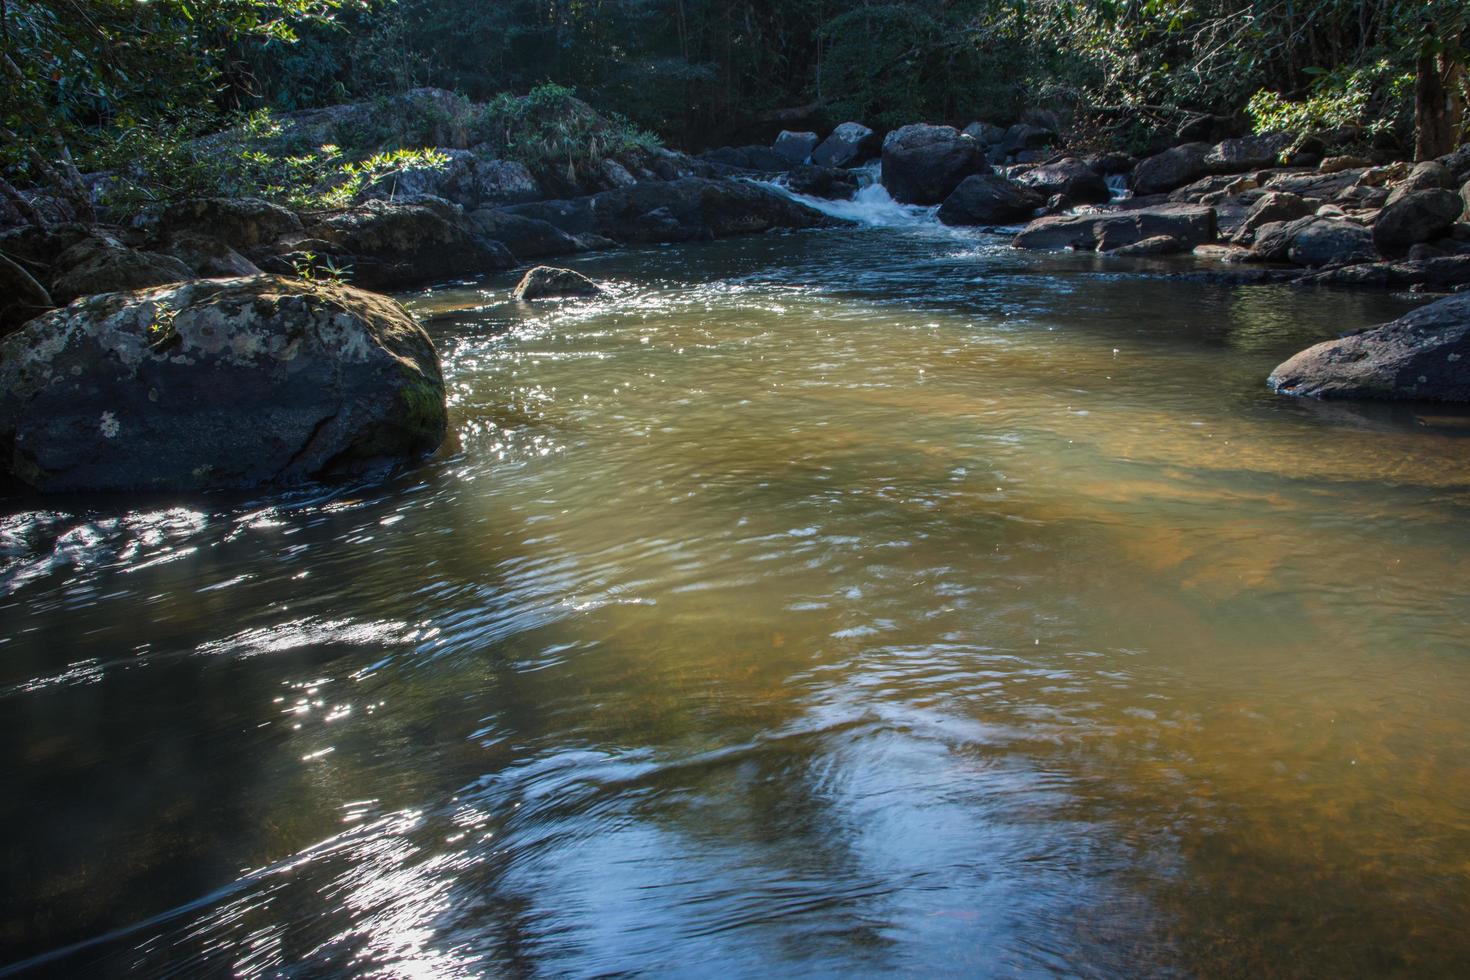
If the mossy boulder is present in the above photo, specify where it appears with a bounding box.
[0,274,445,492]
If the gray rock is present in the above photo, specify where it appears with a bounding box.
[1269,293,1470,401]
[1013,157,1111,207]
[773,130,820,166]
[999,123,1056,156]
[512,265,603,300]
[1233,191,1311,242]
[1205,132,1294,173]
[161,197,303,250]
[937,173,1043,226]
[881,124,985,204]
[1374,189,1464,257]
[786,165,860,200]
[1014,203,1215,251]
[467,209,585,259]
[1132,143,1212,196]
[1249,215,1375,266]
[356,151,543,210]
[303,200,515,289]
[698,145,791,172]
[1104,235,1186,256]
[0,275,445,492]
[812,123,879,168]
[50,234,195,305]
[961,121,1006,146]
[1389,161,1458,200]
[163,232,263,278]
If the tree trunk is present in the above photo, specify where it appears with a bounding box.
[1416,52,1466,161]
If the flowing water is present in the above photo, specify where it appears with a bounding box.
[4,199,1470,977]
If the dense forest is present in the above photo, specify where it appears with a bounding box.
[3,0,1468,216]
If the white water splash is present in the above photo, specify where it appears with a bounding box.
[757,161,941,228]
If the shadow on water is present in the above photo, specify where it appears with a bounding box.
[3,223,1470,977]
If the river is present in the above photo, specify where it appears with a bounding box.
[3,189,1470,976]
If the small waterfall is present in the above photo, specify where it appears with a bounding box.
[1105,174,1132,201]
[757,161,942,228]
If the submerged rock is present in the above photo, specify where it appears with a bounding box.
[512,266,603,300]
[0,275,445,492]
[880,124,985,205]
[1269,293,1470,401]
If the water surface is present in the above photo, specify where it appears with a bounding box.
[4,219,1470,977]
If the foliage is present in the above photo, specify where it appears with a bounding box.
[480,83,660,184]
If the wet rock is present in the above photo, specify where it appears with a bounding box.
[1104,235,1186,256]
[773,131,819,166]
[786,165,860,200]
[0,275,446,492]
[1269,293,1470,401]
[812,123,879,168]
[1373,189,1464,258]
[161,197,303,251]
[511,265,603,300]
[1295,255,1470,290]
[1132,143,1212,196]
[937,173,1044,226]
[50,234,195,305]
[1014,203,1215,251]
[302,200,515,290]
[1013,157,1111,207]
[467,209,585,259]
[880,124,986,205]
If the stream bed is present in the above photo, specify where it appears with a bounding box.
[4,214,1470,976]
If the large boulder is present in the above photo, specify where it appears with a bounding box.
[302,200,515,289]
[962,121,1007,147]
[161,197,303,251]
[1269,293,1470,402]
[467,209,585,259]
[511,266,603,300]
[937,173,1044,225]
[812,123,879,168]
[0,275,445,492]
[1232,191,1312,242]
[1388,161,1458,199]
[998,124,1056,158]
[355,151,542,210]
[507,177,842,244]
[163,232,263,278]
[1249,215,1375,267]
[1132,143,1212,195]
[1372,189,1464,257]
[697,145,791,172]
[1013,157,1111,207]
[880,124,985,204]
[1204,132,1294,173]
[1013,203,1215,251]
[786,165,860,200]
[50,234,195,305]
[773,131,819,166]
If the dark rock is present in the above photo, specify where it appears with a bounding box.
[0,275,445,492]
[1233,191,1312,242]
[1104,235,1186,256]
[511,265,602,300]
[1132,143,1212,196]
[0,252,53,337]
[1373,189,1464,257]
[1439,146,1470,183]
[697,145,791,172]
[1319,155,1372,174]
[786,165,860,200]
[880,124,985,204]
[1269,293,1470,401]
[304,200,514,289]
[1205,132,1294,173]
[812,123,879,168]
[353,151,543,210]
[1013,157,1111,207]
[1014,203,1214,251]
[161,197,303,251]
[1263,169,1364,202]
[1000,123,1056,157]
[500,198,596,235]
[163,233,262,278]
[467,209,584,259]
[1250,215,1375,267]
[962,122,1006,146]
[937,173,1044,226]
[1178,114,1241,144]
[773,130,820,166]
[1390,161,1458,199]
[1087,152,1136,175]
[50,234,195,305]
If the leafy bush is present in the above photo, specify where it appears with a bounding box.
[480,83,660,184]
